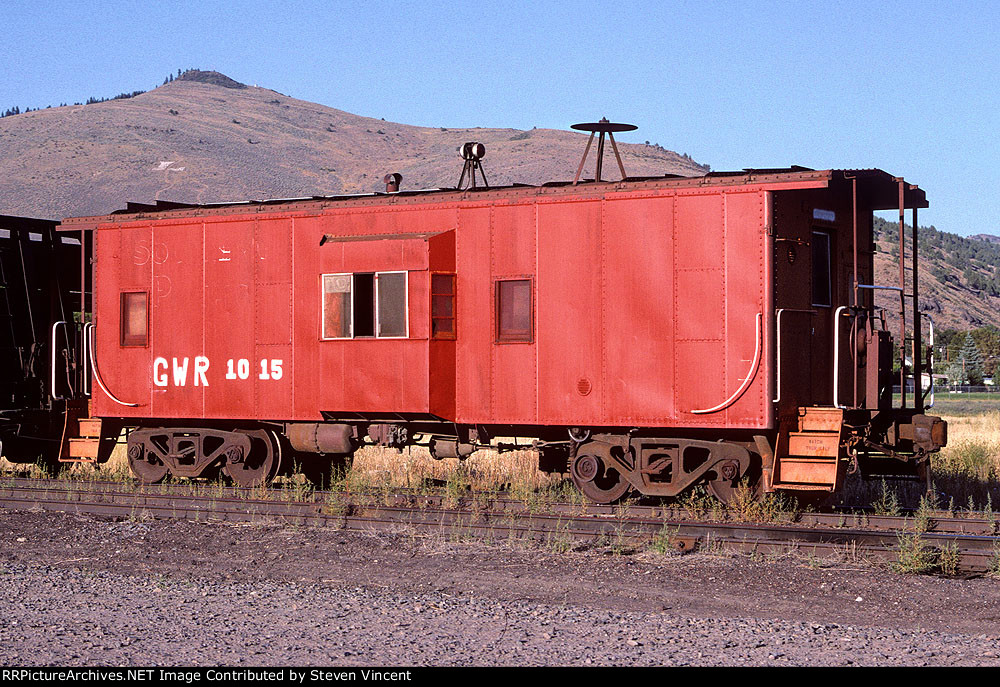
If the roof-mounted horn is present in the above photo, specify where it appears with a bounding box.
[457,142,488,190]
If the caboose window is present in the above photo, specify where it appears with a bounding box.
[431,273,456,339]
[322,274,353,339]
[120,292,148,347]
[321,271,408,339]
[376,271,407,338]
[353,273,376,337]
[811,231,832,307]
[496,279,532,343]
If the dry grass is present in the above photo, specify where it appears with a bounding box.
[1,440,573,502]
[0,441,131,482]
[931,412,1000,512]
[837,411,1000,513]
[344,445,571,501]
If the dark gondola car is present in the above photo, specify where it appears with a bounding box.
[0,215,82,463]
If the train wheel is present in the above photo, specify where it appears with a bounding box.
[570,453,631,504]
[707,474,766,506]
[707,479,739,505]
[223,429,282,488]
[707,456,762,506]
[127,443,168,484]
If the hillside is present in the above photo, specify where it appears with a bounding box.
[0,71,707,220]
[2,71,998,333]
[970,234,1000,245]
[873,218,1000,332]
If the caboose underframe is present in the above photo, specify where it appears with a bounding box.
[57,167,946,502]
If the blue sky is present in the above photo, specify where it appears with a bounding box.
[2,0,996,235]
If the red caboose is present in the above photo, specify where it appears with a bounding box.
[59,164,945,502]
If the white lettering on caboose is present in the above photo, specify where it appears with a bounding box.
[153,356,210,387]
[152,357,283,387]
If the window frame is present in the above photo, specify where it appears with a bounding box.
[811,230,833,308]
[320,271,409,340]
[120,291,149,347]
[430,272,457,341]
[375,270,409,339]
[494,277,534,344]
[353,272,376,338]
[320,272,354,340]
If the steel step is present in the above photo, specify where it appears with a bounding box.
[771,407,844,490]
[76,418,102,438]
[797,406,843,433]
[773,455,838,487]
[67,437,99,460]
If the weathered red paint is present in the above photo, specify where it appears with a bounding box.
[72,169,923,437]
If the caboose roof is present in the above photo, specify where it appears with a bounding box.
[59,167,925,228]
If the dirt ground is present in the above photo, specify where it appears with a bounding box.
[1,509,999,666]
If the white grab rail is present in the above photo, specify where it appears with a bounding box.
[773,308,816,403]
[82,322,92,397]
[692,312,762,415]
[832,306,853,410]
[88,325,139,407]
[923,312,935,410]
[49,321,68,401]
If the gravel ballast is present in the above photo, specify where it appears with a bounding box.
[1,510,999,666]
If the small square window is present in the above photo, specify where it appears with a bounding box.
[431,273,456,340]
[496,279,532,343]
[120,292,148,346]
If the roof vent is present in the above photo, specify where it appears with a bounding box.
[570,118,637,185]
[384,173,402,193]
[457,142,488,190]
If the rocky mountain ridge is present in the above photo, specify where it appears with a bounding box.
[0,71,707,220]
[1,71,995,332]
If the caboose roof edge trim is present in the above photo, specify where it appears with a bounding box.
[58,167,925,229]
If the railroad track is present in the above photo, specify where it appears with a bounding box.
[1,477,998,573]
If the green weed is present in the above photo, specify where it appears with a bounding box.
[648,523,682,555]
[892,531,937,574]
[873,479,901,516]
[939,542,960,576]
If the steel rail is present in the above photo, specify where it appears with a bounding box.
[2,477,997,535]
[1,478,996,573]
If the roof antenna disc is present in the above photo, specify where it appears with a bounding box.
[570,117,637,185]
